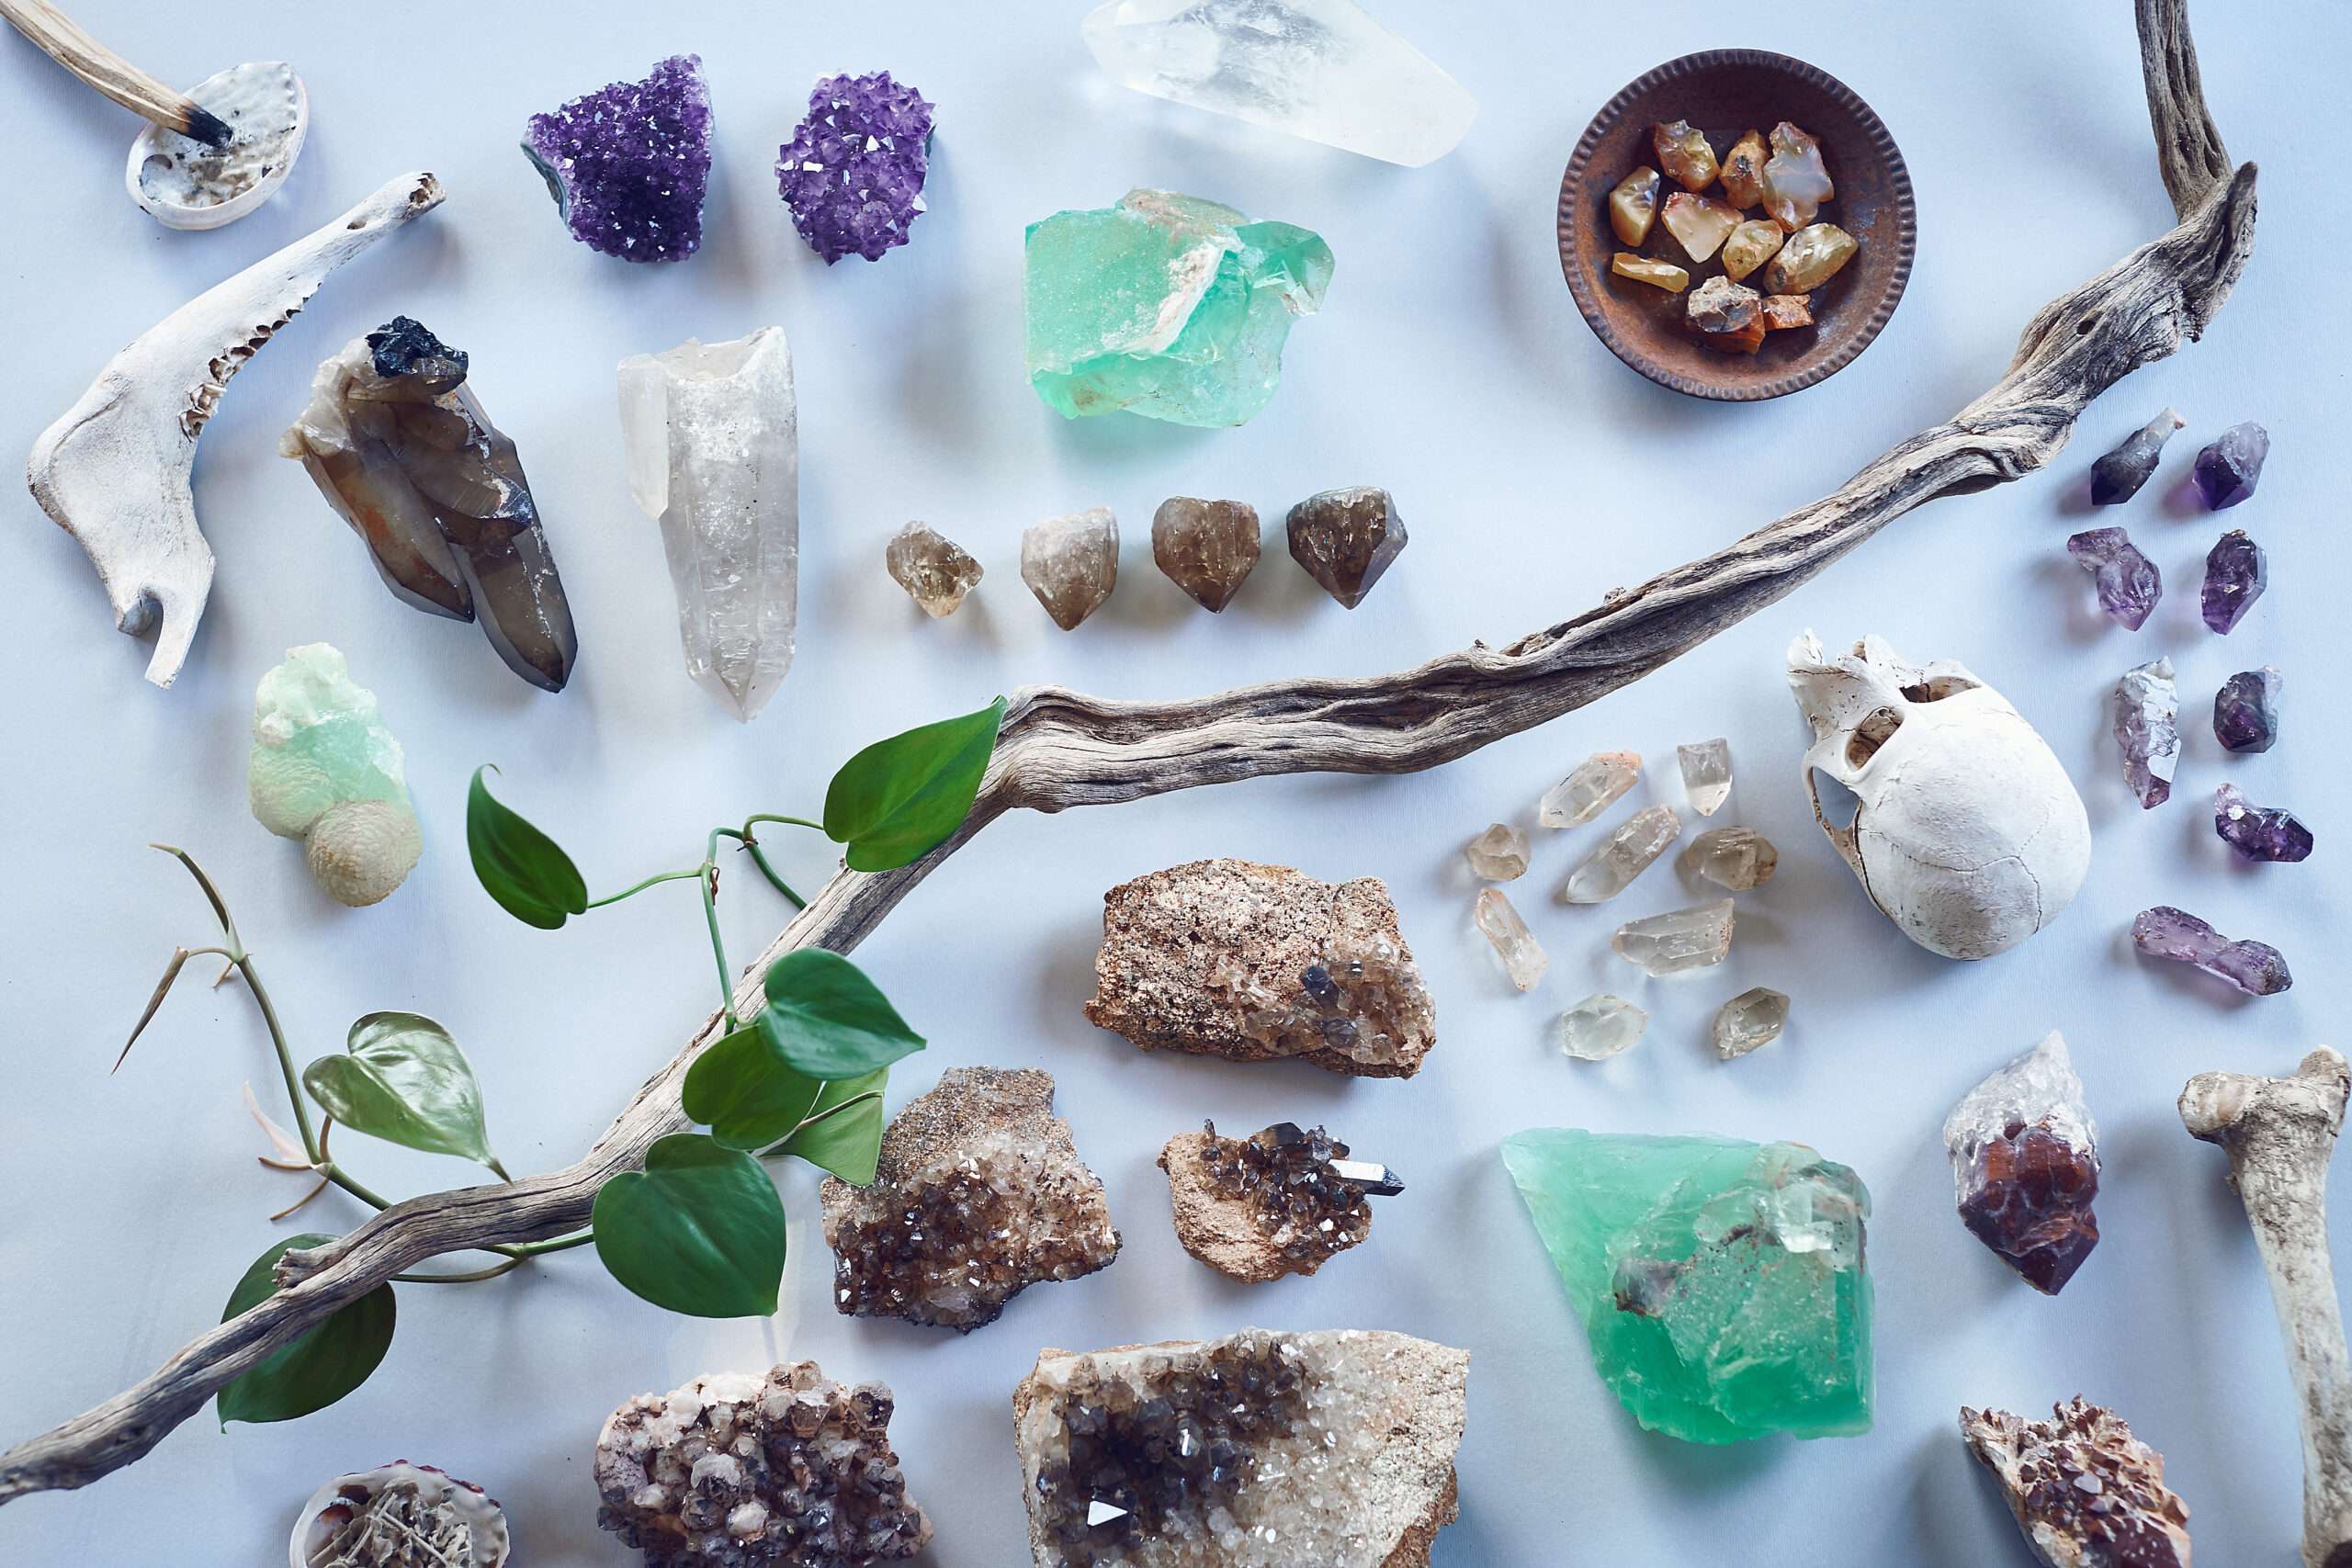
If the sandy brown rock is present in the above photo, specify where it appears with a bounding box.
[1159,1125,1377,1283]
[1083,859,1436,1078]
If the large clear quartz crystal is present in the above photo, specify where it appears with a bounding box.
[1475,888,1546,990]
[1562,804,1680,904]
[1080,0,1477,167]
[1023,506,1121,629]
[1611,899,1734,976]
[1942,1031,2100,1294]
[1540,750,1639,828]
[617,329,797,720]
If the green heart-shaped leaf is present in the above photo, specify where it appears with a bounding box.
[216,1234,396,1427]
[822,697,1006,872]
[592,1134,784,1318]
[304,1012,497,1169]
[777,1069,888,1185]
[755,949,924,1079]
[682,1026,824,1151]
[468,765,586,929]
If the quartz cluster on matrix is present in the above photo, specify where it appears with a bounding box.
[523,55,713,262]
[777,72,934,264]
[819,1067,1120,1333]
[1159,1121,1399,1283]
[1012,1328,1468,1568]
[1961,1399,2191,1567]
[594,1363,932,1567]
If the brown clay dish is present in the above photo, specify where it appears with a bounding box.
[1558,50,1915,400]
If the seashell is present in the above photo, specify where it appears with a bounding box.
[289,1461,509,1568]
[126,61,308,230]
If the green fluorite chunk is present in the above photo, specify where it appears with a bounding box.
[1024,188,1333,427]
[1501,1129,1873,1443]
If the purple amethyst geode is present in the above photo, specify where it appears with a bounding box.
[524,55,713,263]
[776,71,934,264]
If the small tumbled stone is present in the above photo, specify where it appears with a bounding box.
[1659,191,1740,264]
[2213,665,2280,753]
[1149,496,1261,612]
[2065,525,2162,630]
[1680,826,1778,890]
[1611,251,1690,292]
[1022,505,1119,629]
[1760,121,1834,230]
[885,522,983,617]
[1686,276,1760,335]
[1719,130,1768,209]
[1558,994,1647,1061]
[1609,165,1660,244]
[1762,222,1857,294]
[1464,822,1530,881]
[1962,1400,2190,1568]
[1611,899,1735,976]
[1475,888,1546,991]
[1943,1032,2100,1294]
[1711,987,1789,1059]
[2090,407,2184,505]
[2132,905,2291,996]
[777,71,933,264]
[2200,527,2267,633]
[1562,804,1680,904]
[1720,219,1784,283]
[523,55,713,263]
[2192,419,2267,509]
[1160,1120,1392,1282]
[1651,119,1717,190]
[2113,658,2179,809]
[1541,750,1640,828]
[1759,293,1813,330]
[1287,484,1407,608]
[2214,782,2313,863]
[1677,737,1732,816]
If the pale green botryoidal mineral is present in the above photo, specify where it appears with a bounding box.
[248,644,421,908]
[1500,1129,1873,1443]
[1023,188,1333,427]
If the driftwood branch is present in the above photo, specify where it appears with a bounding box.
[0,0,2256,1506]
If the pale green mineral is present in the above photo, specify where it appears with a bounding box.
[1024,188,1332,426]
[1500,1129,1873,1443]
[249,644,421,908]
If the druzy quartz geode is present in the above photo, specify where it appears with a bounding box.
[1502,1130,1872,1442]
[523,55,712,263]
[1025,189,1332,426]
[776,72,934,264]
[1943,1032,2101,1295]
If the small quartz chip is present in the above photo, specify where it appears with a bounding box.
[2132,905,2290,996]
[1541,750,1640,827]
[1759,120,1834,229]
[1609,165,1661,244]
[1677,738,1732,816]
[1021,505,1119,629]
[1611,899,1735,976]
[1720,219,1785,283]
[1659,191,1740,264]
[1712,987,1789,1058]
[1465,822,1531,881]
[2066,525,2162,630]
[1720,130,1768,209]
[1760,293,1813,330]
[1681,826,1778,890]
[2200,527,2267,633]
[1475,888,1547,991]
[1687,276,1760,335]
[885,522,982,617]
[2192,419,2267,509]
[2214,783,2312,863]
[2213,666,2280,753]
[1651,118,1718,190]
[1763,223,1858,294]
[1611,252,1690,292]
[1563,804,1680,904]
[2090,407,2185,505]
[2113,658,2178,809]
[1559,994,1647,1061]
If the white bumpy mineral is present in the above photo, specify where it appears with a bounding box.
[289,1461,509,1568]
[1787,633,2089,961]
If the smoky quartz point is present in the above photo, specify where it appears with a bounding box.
[2089,407,2184,505]
[1023,506,1120,629]
[1612,899,1735,976]
[1286,485,1407,608]
[1464,821,1530,881]
[885,522,983,618]
[1159,1120,1395,1282]
[1541,750,1640,828]
[1151,496,1261,611]
[1474,887,1547,989]
[1943,1032,2101,1294]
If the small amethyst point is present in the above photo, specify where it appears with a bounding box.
[2192,420,2268,509]
[2065,526,2162,629]
[2215,783,2314,863]
[523,55,713,263]
[2132,905,2291,996]
[2089,407,2184,505]
[2200,528,2267,633]
[776,71,934,264]
[2214,666,2280,753]
[2114,658,2179,809]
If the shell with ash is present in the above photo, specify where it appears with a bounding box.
[820,1066,1120,1332]
[1159,1121,1390,1283]
[1944,1032,2102,1294]
[129,61,309,231]
[289,1461,508,1568]
[1084,859,1437,1077]
[1961,1399,2189,1567]
[594,1363,932,1567]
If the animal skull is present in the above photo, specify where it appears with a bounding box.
[1786,632,2090,961]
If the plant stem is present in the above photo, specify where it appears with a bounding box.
[583,866,705,908]
[485,1156,513,1183]
[700,831,736,1030]
[743,814,825,834]
[508,1229,594,1257]
[742,840,806,909]
[321,1164,394,1213]
[394,1258,522,1284]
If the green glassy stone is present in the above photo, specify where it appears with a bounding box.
[1023,188,1332,427]
[1501,1129,1873,1443]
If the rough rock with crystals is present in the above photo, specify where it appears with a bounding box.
[2213,666,2280,753]
[1475,888,1547,990]
[1023,506,1120,629]
[1086,859,1437,1077]
[1677,738,1732,815]
[1660,193,1739,265]
[884,523,982,618]
[1502,1130,1873,1442]
[2214,783,2312,863]
[1080,0,1476,167]
[617,329,797,720]
[1612,899,1735,976]
[1287,485,1407,608]
[1681,826,1778,891]
[281,318,577,692]
[820,1067,1119,1333]
[1763,223,1858,294]
[1943,1032,2101,1294]
[2090,407,2184,505]
[1559,994,1647,1061]
[2113,658,2179,809]
[1961,1400,2190,1568]
[1541,750,1640,828]
[1159,1121,1399,1283]
[1026,189,1332,426]
[1609,166,1659,244]
[1712,987,1789,1059]
[2200,528,2266,633]
[2132,906,2291,997]
[522,55,712,263]
[594,1362,932,1566]
[1563,804,1680,904]
[2066,526,2162,630]
[292,1461,509,1568]
[1152,497,1260,611]
[2192,419,2267,509]
[1686,276,1760,334]
[1463,822,1529,881]
[776,72,933,264]
[249,645,421,909]
[1013,1328,1467,1568]
[1651,120,1717,190]
[1760,121,1834,230]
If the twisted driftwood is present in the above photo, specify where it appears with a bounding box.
[0,0,2256,1505]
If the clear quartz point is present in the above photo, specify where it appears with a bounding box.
[1475,888,1547,990]
[1540,750,1639,828]
[1681,827,1778,890]
[1464,822,1530,881]
[1558,994,1646,1060]
[1711,987,1789,1058]
[1611,899,1735,976]
[1677,738,1732,816]
[1563,805,1680,904]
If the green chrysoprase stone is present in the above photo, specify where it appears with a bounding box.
[1023,188,1332,427]
[1500,1129,1873,1443]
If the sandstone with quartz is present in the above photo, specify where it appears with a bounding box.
[2132,905,2290,997]
[1660,192,1740,264]
[1559,994,1647,1061]
[1287,485,1407,608]
[1611,252,1690,292]
[2214,783,2312,863]
[1760,121,1834,229]
[1651,119,1717,190]
[1961,1399,2190,1568]
[1763,223,1857,294]
[1681,826,1778,891]
[1542,750,1640,827]
[1563,804,1680,904]
[1712,987,1789,1059]
[1464,822,1529,881]
[1677,738,1732,816]
[884,522,983,618]
[2200,528,2266,633]
[1944,1032,2101,1294]
[2065,526,2162,630]
[1023,506,1120,629]
[1159,1121,1398,1283]
[1609,166,1660,244]
[1086,859,1437,1077]
[1152,497,1260,612]
[1720,220,1784,283]
[2213,666,2280,753]
[1720,130,1767,209]
[820,1067,1120,1333]
[2113,659,2179,809]
[2090,407,2184,505]
[1612,899,1735,976]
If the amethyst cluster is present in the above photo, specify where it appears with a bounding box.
[776,71,934,264]
[524,55,713,263]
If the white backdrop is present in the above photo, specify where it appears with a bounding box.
[0,2,2337,1562]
